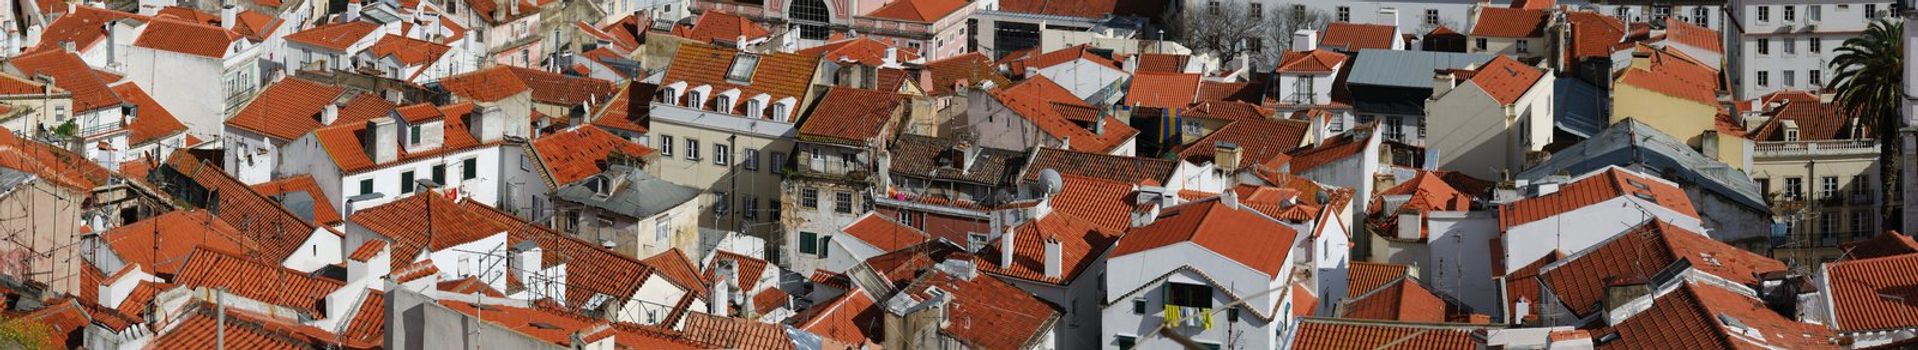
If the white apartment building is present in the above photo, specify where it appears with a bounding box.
[124,17,266,141]
[1101,198,1312,350]
[1728,0,1893,99]
[275,102,530,223]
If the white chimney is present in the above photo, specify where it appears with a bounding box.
[884,47,898,67]
[221,5,236,30]
[346,0,363,22]
[365,118,399,164]
[509,241,542,289]
[469,103,507,142]
[346,241,391,285]
[1292,29,1318,51]
[320,103,339,125]
[736,35,747,50]
[710,259,736,315]
[1378,8,1400,31]
[999,227,1016,268]
[1042,236,1062,279]
[422,12,441,41]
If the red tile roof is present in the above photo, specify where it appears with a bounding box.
[1286,125,1374,173]
[285,21,380,52]
[434,66,531,102]
[864,0,967,22]
[1566,11,1626,60]
[365,34,452,67]
[794,288,882,346]
[680,312,794,350]
[840,213,929,253]
[172,248,345,318]
[249,175,344,226]
[1840,231,1918,260]
[752,288,789,315]
[501,66,618,106]
[1135,53,1190,73]
[1824,252,1918,333]
[440,300,704,349]
[1125,72,1200,109]
[9,49,123,113]
[1321,22,1399,51]
[797,87,905,144]
[1750,92,1861,142]
[347,239,386,261]
[640,248,709,296]
[796,37,922,66]
[974,176,1131,284]
[114,280,171,315]
[1616,45,1721,106]
[702,250,771,292]
[1113,198,1301,275]
[989,76,1137,153]
[1181,99,1269,122]
[1470,7,1548,38]
[1289,318,1484,349]
[670,10,770,44]
[1538,220,1785,317]
[149,304,318,350]
[529,125,656,187]
[1348,261,1412,298]
[924,52,1010,95]
[339,291,385,346]
[455,199,679,307]
[1662,17,1723,54]
[1023,146,1177,184]
[1498,167,1698,230]
[158,157,324,263]
[1177,118,1309,166]
[229,9,283,42]
[154,6,217,25]
[1001,44,1122,74]
[589,82,651,133]
[115,82,185,146]
[34,6,147,53]
[462,0,539,25]
[661,42,821,113]
[101,209,256,275]
[1340,277,1449,322]
[1277,49,1347,73]
[223,77,348,141]
[132,18,242,58]
[1371,170,1475,214]
[0,128,110,190]
[350,193,509,270]
[1595,282,1834,349]
[897,264,1057,349]
[1468,55,1545,105]
[313,103,494,173]
[1502,251,1562,323]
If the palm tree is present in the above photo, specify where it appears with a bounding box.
[1827,19,1904,232]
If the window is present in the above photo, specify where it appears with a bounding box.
[1516,40,1531,53]
[1757,71,1770,86]
[432,164,446,185]
[1785,127,1799,141]
[360,179,374,195]
[715,96,733,111]
[409,125,422,144]
[1757,178,1771,201]
[685,139,700,160]
[1783,5,1795,21]
[818,236,832,258]
[773,152,788,171]
[1245,38,1262,52]
[1250,3,1261,18]
[689,91,704,109]
[1853,211,1870,235]
[1654,5,1672,20]
[1757,6,1770,22]
[715,144,731,166]
[1207,1,1218,15]
[1785,177,1803,199]
[1425,9,1439,25]
[1475,38,1487,51]
[1854,175,1870,196]
[713,191,729,215]
[1117,335,1136,350]
[1821,212,1836,237]
[661,136,674,157]
[1811,69,1822,86]
[799,231,818,254]
[1822,176,1839,199]
[462,158,477,180]
[1329,115,1344,131]
[801,187,819,208]
[1165,283,1212,308]
[743,195,758,219]
[1385,116,1404,140]
[1693,7,1710,25]
[655,218,671,242]
[1867,4,1878,18]
[1291,4,1305,22]
[1337,6,1350,22]
[1131,298,1147,314]
[744,149,760,171]
[896,210,916,228]
[1616,7,1629,18]
[835,192,854,214]
[1784,70,1796,87]
[400,171,416,193]
[1757,38,1769,55]
[725,54,759,83]
[1783,37,1795,54]
[1181,120,1203,135]
[1808,5,1821,22]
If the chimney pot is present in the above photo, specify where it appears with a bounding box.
[1042,236,1062,278]
[221,5,237,30]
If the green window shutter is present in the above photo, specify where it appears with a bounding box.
[799,232,817,254]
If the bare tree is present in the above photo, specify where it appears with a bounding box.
[1165,2,1269,62]
[1260,5,1330,65]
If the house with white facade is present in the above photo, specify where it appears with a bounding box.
[223,77,394,184]
[1365,170,1500,318]
[966,76,1138,155]
[1101,197,1312,350]
[999,45,1128,101]
[1425,54,1554,181]
[1728,0,1891,99]
[1497,165,1706,278]
[1817,251,1918,348]
[1344,49,1496,146]
[1527,219,1790,331]
[848,0,975,60]
[275,101,530,223]
[1271,33,1348,116]
[6,49,131,169]
[282,20,384,72]
[124,17,265,141]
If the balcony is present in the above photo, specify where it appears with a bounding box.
[76,120,124,139]
[1162,305,1213,330]
[796,159,872,181]
[1754,139,1877,158]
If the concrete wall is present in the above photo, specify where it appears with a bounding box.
[1099,256,1287,350]
[0,180,86,297]
[1424,211,1500,317]
[1428,70,1553,181]
[223,127,282,185]
[386,285,564,350]
[123,42,262,141]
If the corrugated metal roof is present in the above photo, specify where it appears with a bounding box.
[555,166,702,219]
[1346,50,1495,89]
[1516,119,1765,214]
[1553,78,1607,138]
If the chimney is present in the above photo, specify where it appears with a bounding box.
[1219,188,1240,209]
[710,259,737,315]
[346,241,390,284]
[347,0,363,22]
[103,22,115,67]
[422,12,441,41]
[469,104,507,142]
[1378,8,1401,32]
[1292,29,1318,51]
[508,0,519,16]
[1601,276,1652,323]
[736,35,747,50]
[320,103,340,125]
[1433,71,1458,97]
[884,47,898,67]
[1214,141,1242,172]
[1042,236,1062,279]
[365,118,399,164]
[221,5,236,30]
[493,0,507,23]
[508,241,542,289]
[999,227,1015,267]
[59,40,74,52]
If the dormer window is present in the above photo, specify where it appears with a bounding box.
[689,91,705,109]
[727,54,760,83]
[1784,128,1799,141]
[688,85,712,110]
[746,99,763,118]
[715,95,732,112]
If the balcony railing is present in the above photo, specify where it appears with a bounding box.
[1754,139,1877,157]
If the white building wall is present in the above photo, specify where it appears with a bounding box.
[1501,196,1706,274]
[1031,60,1125,101]
[222,127,282,185]
[123,42,261,141]
[1728,0,1890,99]
[1423,211,1499,317]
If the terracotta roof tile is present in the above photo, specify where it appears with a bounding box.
[1135,53,1190,73]
[989,76,1137,153]
[680,312,794,349]
[1340,277,1450,322]
[1502,251,1562,324]
[351,193,509,270]
[640,248,708,296]
[340,291,385,345]
[702,250,770,292]
[887,134,1024,186]
[1498,167,1698,230]
[1595,282,1834,349]
[1538,220,1785,318]
[1470,7,1548,38]
[154,6,218,25]
[440,300,704,349]
[458,200,669,307]
[794,288,881,346]
[461,0,538,25]
[840,212,929,253]
[1180,100,1270,122]
[974,176,1132,284]
[670,11,770,44]
[155,157,320,262]
[1277,49,1347,73]
[1662,17,1723,54]
[530,126,656,187]
[249,175,344,226]
[223,77,348,141]
[1112,198,1300,275]
[752,288,789,315]
[1002,45,1122,74]
[1023,146,1176,184]
[590,82,651,133]
[1825,252,1918,332]
[172,248,344,318]
[1750,92,1861,142]
[230,9,283,41]
[435,66,531,102]
[314,102,493,173]
[1840,231,1918,260]
[1566,12,1626,60]
[116,280,171,316]
[661,42,821,113]
[149,304,316,350]
[284,21,379,52]
[9,49,123,113]
[1615,46,1721,106]
[924,52,1010,95]
[864,0,967,22]
[797,87,905,144]
[366,34,452,67]
[1125,72,1200,109]
[1286,125,1374,173]
[1177,118,1309,165]
[132,18,242,58]
[1289,318,1483,349]
[102,210,256,275]
[1196,80,1262,103]
[796,37,922,66]
[114,82,185,146]
[346,239,386,261]
[1468,55,1546,105]
[1322,22,1400,51]
[501,66,618,106]
[1347,261,1412,298]
[35,6,146,53]
[897,265,1057,349]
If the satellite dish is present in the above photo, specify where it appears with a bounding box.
[1038,168,1064,195]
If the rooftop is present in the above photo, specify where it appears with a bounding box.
[1537,220,1785,318]
[1500,166,1698,231]
[796,87,906,145]
[1823,252,1918,333]
[1321,22,1400,51]
[1470,7,1548,38]
[670,11,771,44]
[553,166,702,220]
[1112,198,1300,276]
[529,126,656,187]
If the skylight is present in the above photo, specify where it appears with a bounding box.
[727,54,760,84]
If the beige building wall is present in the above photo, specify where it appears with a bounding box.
[1469,36,1543,60]
[1611,84,1746,169]
[647,106,793,238]
[1750,140,1879,268]
[0,179,87,298]
[0,95,77,136]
